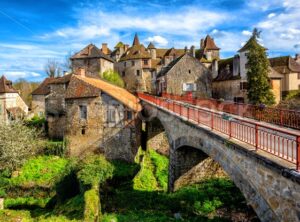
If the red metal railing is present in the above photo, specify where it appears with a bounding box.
[138,93,300,171]
[161,93,300,130]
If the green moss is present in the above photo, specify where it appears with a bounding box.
[149,149,169,191]
[84,188,100,222]
[0,210,33,222]
[4,197,51,209]
[10,156,71,188]
[77,155,114,188]
[133,149,158,191]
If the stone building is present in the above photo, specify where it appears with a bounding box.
[114,34,185,93]
[31,77,56,116]
[45,71,141,162]
[0,75,28,122]
[156,53,212,98]
[196,35,220,70]
[212,36,283,104]
[269,55,300,97]
[70,44,114,78]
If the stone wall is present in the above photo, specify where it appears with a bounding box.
[212,79,246,101]
[144,103,300,222]
[31,95,46,116]
[64,93,140,162]
[165,55,212,98]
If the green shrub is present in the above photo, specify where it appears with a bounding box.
[43,140,66,157]
[25,115,46,129]
[101,69,125,88]
[194,198,223,215]
[84,188,100,222]
[111,160,139,179]
[284,90,300,100]
[77,155,114,188]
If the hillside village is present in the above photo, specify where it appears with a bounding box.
[1,33,300,159]
[1,31,300,222]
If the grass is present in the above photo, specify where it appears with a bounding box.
[101,149,256,221]
[149,149,169,191]
[10,156,71,188]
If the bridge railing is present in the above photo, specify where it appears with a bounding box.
[138,93,300,171]
[160,93,300,130]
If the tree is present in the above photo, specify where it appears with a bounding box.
[13,79,40,106]
[100,69,125,88]
[45,59,62,78]
[246,29,275,105]
[0,120,42,171]
[62,51,73,73]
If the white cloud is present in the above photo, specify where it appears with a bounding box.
[268,13,276,18]
[2,71,41,80]
[242,30,252,36]
[42,7,229,41]
[146,36,168,46]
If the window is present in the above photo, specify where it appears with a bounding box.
[124,62,126,67]
[126,111,133,120]
[81,127,86,135]
[136,70,140,76]
[79,105,87,120]
[188,69,191,74]
[132,61,135,66]
[240,82,248,90]
[298,73,300,79]
[143,59,148,65]
[122,71,125,77]
[108,109,116,123]
[183,83,197,92]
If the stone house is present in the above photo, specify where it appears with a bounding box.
[269,55,300,97]
[0,75,28,122]
[114,34,185,93]
[70,44,114,78]
[196,35,220,71]
[45,71,141,162]
[156,53,212,98]
[31,77,56,116]
[212,36,283,104]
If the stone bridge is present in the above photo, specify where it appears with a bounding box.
[140,99,300,222]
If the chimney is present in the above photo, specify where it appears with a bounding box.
[76,67,85,77]
[124,44,129,52]
[190,45,195,57]
[102,43,108,55]
[212,59,218,79]
[200,39,204,49]
[295,54,300,64]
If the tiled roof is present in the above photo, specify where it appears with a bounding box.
[156,48,185,59]
[50,74,73,84]
[0,75,18,93]
[6,107,25,118]
[119,44,151,61]
[132,34,140,46]
[31,77,56,95]
[71,44,114,63]
[214,58,241,81]
[269,56,300,73]
[157,54,186,78]
[147,42,156,49]
[238,36,266,52]
[66,75,142,112]
[203,35,220,50]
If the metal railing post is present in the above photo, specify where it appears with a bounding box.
[297,136,300,171]
[228,120,232,138]
[255,124,259,151]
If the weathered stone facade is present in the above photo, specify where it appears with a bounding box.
[143,102,300,222]
[45,74,141,162]
[0,76,28,122]
[157,54,212,98]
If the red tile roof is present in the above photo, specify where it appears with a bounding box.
[31,77,56,95]
[203,35,220,50]
[0,75,18,93]
[66,75,142,112]
[71,44,114,63]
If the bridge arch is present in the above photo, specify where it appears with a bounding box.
[142,104,300,222]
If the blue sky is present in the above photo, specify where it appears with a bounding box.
[0,0,300,81]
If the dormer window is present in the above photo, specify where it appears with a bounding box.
[143,60,148,65]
